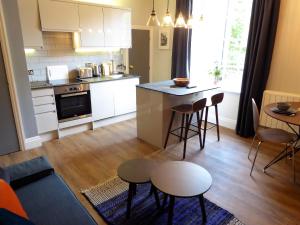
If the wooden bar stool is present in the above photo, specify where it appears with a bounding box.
[164,98,207,159]
[202,93,224,147]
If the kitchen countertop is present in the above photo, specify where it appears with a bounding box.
[30,74,139,89]
[136,80,219,96]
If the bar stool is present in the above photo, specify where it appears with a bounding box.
[202,93,224,146]
[164,98,207,159]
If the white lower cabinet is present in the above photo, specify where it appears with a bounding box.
[35,112,58,134]
[90,82,115,121]
[32,88,58,134]
[114,78,139,116]
[90,78,139,121]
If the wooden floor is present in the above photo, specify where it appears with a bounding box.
[1,119,300,225]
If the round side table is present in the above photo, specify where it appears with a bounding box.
[117,159,160,218]
[151,161,212,225]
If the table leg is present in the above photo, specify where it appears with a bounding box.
[162,193,168,209]
[132,183,137,196]
[149,184,154,196]
[152,184,161,209]
[199,194,207,224]
[168,196,175,225]
[264,145,290,172]
[126,183,135,219]
[293,147,296,183]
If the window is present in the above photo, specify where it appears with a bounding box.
[190,0,252,93]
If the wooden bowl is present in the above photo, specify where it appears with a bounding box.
[173,78,190,87]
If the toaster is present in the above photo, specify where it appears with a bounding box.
[79,67,93,78]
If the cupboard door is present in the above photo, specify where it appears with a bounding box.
[35,112,58,133]
[103,8,131,48]
[103,7,120,47]
[78,5,104,47]
[18,0,43,48]
[90,82,115,121]
[32,96,55,106]
[114,78,139,116]
[119,9,132,48]
[38,0,79,32]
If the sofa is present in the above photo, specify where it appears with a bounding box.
[3,156,97,225]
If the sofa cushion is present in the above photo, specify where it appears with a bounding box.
[0,179,28,219]
[15,174,97,225]
[0,166,10,183]
[0,209,35,225]
[6,156,54,189]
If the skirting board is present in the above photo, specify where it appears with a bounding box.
[207,115,236,130]
[25,136,42,150]
[58,123,92,139]
[93,112,136,130]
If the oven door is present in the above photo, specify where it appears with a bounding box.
[55,91,92,122]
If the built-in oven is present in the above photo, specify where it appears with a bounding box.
[54,83,91,123]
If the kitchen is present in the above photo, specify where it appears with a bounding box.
[18,0,140,145]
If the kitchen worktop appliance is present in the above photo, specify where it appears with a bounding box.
[47,65,92,123]
[54,83,91,123]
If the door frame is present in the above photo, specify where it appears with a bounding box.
[124,25,153,83]
[0,1,26,151]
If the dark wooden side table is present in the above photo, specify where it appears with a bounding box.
[151,161,212,225]
[117,159,160,219]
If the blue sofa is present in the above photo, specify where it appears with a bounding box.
[4,156,97,225]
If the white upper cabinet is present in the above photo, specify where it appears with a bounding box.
[103,8,131,48]
[36,1,131,47]
[38,0,79,32]
[18,0,43,48]
[78,5,105,47]
[119,9,132,48]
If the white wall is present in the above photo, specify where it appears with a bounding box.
[203,90,239,130]
[267,0,300,94]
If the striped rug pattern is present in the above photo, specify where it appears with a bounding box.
[82,177,244,225]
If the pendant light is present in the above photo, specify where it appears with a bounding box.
[175,12,187,28]
[147,0,160,26]
[162,0,174,27]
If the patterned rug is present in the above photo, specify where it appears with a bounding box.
[82,177,244,225]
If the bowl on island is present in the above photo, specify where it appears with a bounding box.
[173,78,190,87]
[277,102,291,111]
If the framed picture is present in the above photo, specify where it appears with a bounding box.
[158,29,170,50]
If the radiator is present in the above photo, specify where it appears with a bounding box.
[260,90,300,132]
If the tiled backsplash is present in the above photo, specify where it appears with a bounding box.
[26,32,123,81]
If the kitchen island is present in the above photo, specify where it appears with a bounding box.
[136,80,219,148]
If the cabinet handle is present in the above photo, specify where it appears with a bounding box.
[35,110,56,116]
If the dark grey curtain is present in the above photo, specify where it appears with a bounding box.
[236,0,281,137]
[171,0,193,79]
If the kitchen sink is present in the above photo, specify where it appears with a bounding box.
[109,74,124,79]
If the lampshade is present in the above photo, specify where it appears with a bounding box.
[147,11,160,26]
[161,0,174,27]
[175,12,187,28]
[162,12,174,27]
[147,0,160,26]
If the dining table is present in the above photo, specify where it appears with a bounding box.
[263,102,300,182]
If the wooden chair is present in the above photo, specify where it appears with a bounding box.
[202,93,224,146]
[249,98,295,176]
[164,98,207,159]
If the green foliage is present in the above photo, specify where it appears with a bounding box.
[209,65,222,78]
